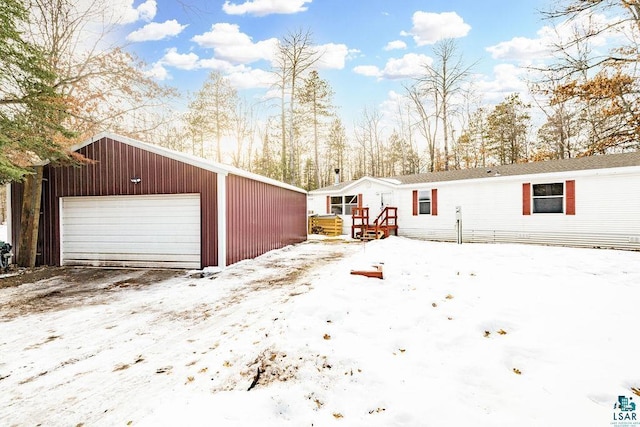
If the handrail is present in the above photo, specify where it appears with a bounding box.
[352,206,398,239]
[373,207,397,226]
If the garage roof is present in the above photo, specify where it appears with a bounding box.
[73,132,307,194]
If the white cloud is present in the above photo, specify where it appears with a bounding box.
[315,43,350,70]
[384,40,407,51]
[354,53,432,80]
[382,53,432,79]
[161,48,200,70]
[198,57,243,73]
[222,0,311,16]
[145,62,170,80]
[474,63,529,103]
[379,89,412,127]
[486,36,553,62]
[126,20,187,42]
[118,0,157,24]
[487,12,620,63]
[192,23,277,63]
[353,65,382,78]
[404,11,471,46]
[137,0,157,21]
[150,47,271,90]
[225,68,275,89]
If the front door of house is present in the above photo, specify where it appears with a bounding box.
[381,192,393,209]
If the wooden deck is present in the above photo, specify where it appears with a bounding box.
[351,207,398,240]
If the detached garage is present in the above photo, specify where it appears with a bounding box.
[60,194,201,269]
[9,132,307,269]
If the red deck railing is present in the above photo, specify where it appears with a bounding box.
[351,206,398,240]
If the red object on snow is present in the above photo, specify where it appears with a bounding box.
[350,264,383,279]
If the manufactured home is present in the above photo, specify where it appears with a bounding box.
[308,152,640,250]
[7,132,307,269]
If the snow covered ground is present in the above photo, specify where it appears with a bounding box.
[1,236,639,426]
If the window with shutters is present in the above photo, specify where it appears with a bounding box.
[418,190,431,215]
[532,183,564,213]
[330,195,358,215]
[413,189,437,216]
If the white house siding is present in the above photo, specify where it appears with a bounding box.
[398,167,640,250]
[307,179,396,235]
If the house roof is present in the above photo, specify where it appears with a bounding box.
[72,132,307,194]
[391,151,640,185]
[311,151,640,193]
[309,176,400,194]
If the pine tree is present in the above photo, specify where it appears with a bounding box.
[0,0,75,183]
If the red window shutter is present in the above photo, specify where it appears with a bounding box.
[326,196,330,214]
[431,188,438,216]
[358,193,363,207]
[566,180,575,215]
[522,183,531,215]
[412,190,418,216]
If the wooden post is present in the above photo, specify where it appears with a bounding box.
[17,166,43,267]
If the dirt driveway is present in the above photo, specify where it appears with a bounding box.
[0,267,185,320]
[0,238,354,320]
[0,238,359,426]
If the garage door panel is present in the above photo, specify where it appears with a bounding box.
[63,241,200,255]
[61,194,201,269]
[62,211,200,222]
[62,194,199,208]
[63,259,198,269]
[62,205,200,219]
[63,252,200,262]
[62,222,200,236]
[61,234,200,244]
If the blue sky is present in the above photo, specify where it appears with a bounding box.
[112,0,558,125]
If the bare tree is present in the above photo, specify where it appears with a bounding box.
[326,117,348,185]
[271,28,320,185]
[230,98,256,169]
[540,0,640,153]
[253,117,280,179]
[14,0,175,267]
[386,129,419,176]
[297,70,334,189]
[406,83,439,172]
[415,39,476,170]
[184,95,207,158]
[544,1,640,54]
[486,94,531,165]
[29,0,176,139]
[185,71,237,161]
[530,69,582,159]
[354,106,385,177]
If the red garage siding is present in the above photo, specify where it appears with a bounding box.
[226,174,307,266]
[15,136,219,267]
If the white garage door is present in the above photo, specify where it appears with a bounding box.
[61,194,201,269]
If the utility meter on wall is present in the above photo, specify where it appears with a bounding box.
[455,206,462,244]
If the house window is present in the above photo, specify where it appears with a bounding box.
[330,196,343,214]
[532,183,564,213]
[330,195,358,215]
[418,190,431,215]
[344,195,358,215]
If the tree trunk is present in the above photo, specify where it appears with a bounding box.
[17,166,43,267]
